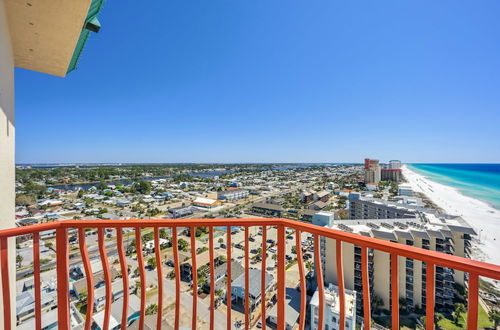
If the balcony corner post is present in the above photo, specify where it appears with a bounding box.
[56,227,70,329]
[277,224,286,330]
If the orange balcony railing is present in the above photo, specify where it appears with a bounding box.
[1,218,499,330]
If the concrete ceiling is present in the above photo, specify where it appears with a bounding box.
[5,0,91,77]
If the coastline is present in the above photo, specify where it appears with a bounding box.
[402,165,500,266]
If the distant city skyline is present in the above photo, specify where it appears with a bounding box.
[15,0,500,164]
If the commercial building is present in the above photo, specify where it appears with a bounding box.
[322,214,474,315]
[251,202,284,217]
[310,283,357,330]
[217,189,249,201]
[192,197,222,209]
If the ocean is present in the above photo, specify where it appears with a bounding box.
[408,164,500,210]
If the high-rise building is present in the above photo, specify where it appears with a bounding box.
[348,195,417,219]
[364,159,381,184]
[310,283,357,330]
[389,160,402,169]
[381,168,402,182]
[322,215,474,315]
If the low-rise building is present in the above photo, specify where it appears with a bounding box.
[300,191,314,203]
[204,260,244,293]
[314,191,331,202]
[231,269,274,312]
[180,250,220,282]
[193,197,221,209]
[309,201,327,211]
[251,202,284,217]
[92,295,141,330]
[267,288,301,330]
[168,206,194,218]
[217,189,249,201]
[398,184,414,197]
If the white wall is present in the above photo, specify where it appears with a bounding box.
[0,0,15,327]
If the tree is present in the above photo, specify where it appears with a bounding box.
[16,254,23,267]
[178,238,189,252]
[159,228,168,239]
[305,260,314,273]
[489,309,500,329]
[15,194,35,206]
[134,180,152,195]
[146,304,158,315]
[142,232,154,242]
[98,180,108,190]
[147,257,157,269]
[452,303,466,325]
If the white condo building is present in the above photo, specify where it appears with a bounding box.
[310,283,357,330]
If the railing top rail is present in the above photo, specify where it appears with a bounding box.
[2,218,500,279]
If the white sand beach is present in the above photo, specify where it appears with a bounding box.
[402,165,500,266]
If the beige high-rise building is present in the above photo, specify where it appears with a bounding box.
[364,159,381,184]
[321,215,474,317]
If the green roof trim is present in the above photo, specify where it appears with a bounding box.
[67,0,105,74]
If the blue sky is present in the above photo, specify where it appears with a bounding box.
[15,0,500,163]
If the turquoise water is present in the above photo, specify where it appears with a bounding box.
[408,164,500,210]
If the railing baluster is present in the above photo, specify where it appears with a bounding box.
[336,240,345,330]
[78,228,94,330]
[467,273,479,330]
[209,227,215,330]
[391,253,399,330]
[277,225,286,329]
[244,226,250,330]
[0,237,11,330]
[261,225,267,330]
[116,228,129,330]
[154,227,164,330]
[226,225,232,330]
[98,228,112,330]
[426,262,435,330]
[135,227,146,330]
[172,227,181,329]
[190,226,198,330]
[33,232,42,330]
[314,235,325,330]
[295,229,306,330]
[56,227,70,329]
[361,246,371,330]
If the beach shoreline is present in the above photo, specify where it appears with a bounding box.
[402,165,500,266]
